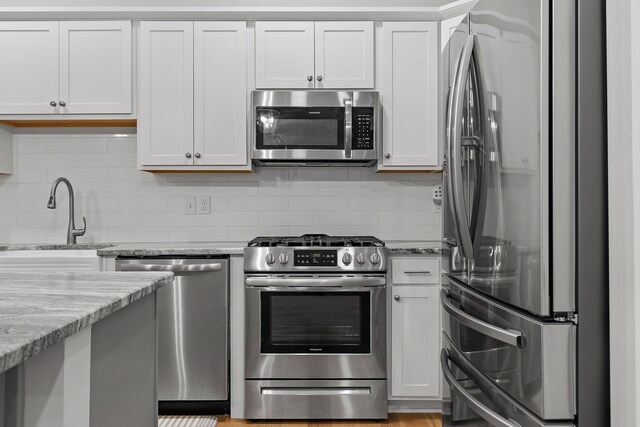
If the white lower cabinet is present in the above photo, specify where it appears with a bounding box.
[390,256,441,399]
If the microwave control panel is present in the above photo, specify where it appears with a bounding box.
[352,107,375,150]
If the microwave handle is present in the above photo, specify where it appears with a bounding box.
[344,97,352,159]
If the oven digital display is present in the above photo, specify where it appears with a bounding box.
[294,250,337,266]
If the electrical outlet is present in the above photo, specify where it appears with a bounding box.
[197,196,210,215]
[185,197,196,215]
[433,185,443,213]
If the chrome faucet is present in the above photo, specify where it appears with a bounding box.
[47,177,86,245]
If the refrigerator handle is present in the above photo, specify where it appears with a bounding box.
[446,35,475,260]
[440,349,520,427]
[441,289,523,347]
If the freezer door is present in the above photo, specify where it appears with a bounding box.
[442,275,575,420]
[441,334,574,427]
[442,0,576,317]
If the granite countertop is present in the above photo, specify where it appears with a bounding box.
[0,271,173,374]
[96,242,246,257]
[0,243,114,252]
[0,241,441,257]
[385,241,443,255]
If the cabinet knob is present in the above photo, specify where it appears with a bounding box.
[307,75,313,82]
[49,101,57,107]
[394,295,401,302]
[185,152,192,159]
[316,75,323,82]
[385,153,391,159]
[58,101,66,107]
[194,152,201,159]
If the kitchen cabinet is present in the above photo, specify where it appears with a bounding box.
[255,21,373,89]
[138,21,248,170]
[378,22,439,170]
[0,21,132,115]
[138,21,194,166]
[390,256,440,399]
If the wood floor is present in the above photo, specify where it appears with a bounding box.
[217,413,442,427]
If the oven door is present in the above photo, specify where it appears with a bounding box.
[245,275,386,379]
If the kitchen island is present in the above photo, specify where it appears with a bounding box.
[0,271,173,427]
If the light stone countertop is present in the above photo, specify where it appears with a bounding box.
[0,271,173,374]
[0,240,443,257]
[96,242,247,257]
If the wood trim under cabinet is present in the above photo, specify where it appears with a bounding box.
[0,119,137,128]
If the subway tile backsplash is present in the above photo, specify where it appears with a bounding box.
[0,132,442,244]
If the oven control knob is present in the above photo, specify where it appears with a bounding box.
[342,252,352,265]
[356,252,366,265]
[370,252,381,264]
[265,252,275,265]
[278,253,289,265]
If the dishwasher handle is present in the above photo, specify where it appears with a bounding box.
[119,263,222,273]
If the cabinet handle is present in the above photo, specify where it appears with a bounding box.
[385,153,391,159]
[394,295,401,302]
[185,152,192,159]
[307,75,313,82]
[316,75,323,82]
[49,101,57,107]
[404,270,431,274]
[58,101,66,107]
[194,152,201,159]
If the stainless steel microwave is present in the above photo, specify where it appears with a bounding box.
[251,90,379,167]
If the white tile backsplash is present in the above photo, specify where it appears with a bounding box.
[0,132,443,244]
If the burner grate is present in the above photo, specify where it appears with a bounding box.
[247,234,384,248]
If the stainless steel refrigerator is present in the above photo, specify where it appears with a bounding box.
[440,0,609,426]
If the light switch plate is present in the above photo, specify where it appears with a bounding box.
[185,197,196,215]
[197,196,210,215]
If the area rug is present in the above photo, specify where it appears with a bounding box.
[158,416,218,427]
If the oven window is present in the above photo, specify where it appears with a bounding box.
[255,107,345,150]
[260,291,371,354]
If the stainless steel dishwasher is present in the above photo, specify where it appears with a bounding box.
[116,257,229,412]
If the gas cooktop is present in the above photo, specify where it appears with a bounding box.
[245,234,387,272]
[247,234,385,248]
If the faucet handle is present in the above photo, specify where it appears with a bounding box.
[73,216,87,237]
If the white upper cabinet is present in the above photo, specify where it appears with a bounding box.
[194,22,247,166]
[0,21,131,115]
[255,21,315,89]
[0,22,59,114]
[379,22,439,169]
[138,21,194,166]
[314,21,374,89]
[255,21,374,89]
[59,21,132,114]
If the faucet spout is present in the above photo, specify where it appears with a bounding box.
[47,177,86,245]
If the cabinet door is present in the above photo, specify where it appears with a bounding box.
[0,22,59,114]
[255,21,314,89]
[381,22,439,167]
[59,21,132,114]
[391,284,440,397]
[138,22,194,166]
[314,21,374,89]
[194,22,247,166]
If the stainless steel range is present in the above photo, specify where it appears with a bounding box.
[244,234,388,420]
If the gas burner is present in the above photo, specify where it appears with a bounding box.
[247,234,385,248]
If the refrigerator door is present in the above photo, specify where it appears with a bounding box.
[443,0,575,317]
[442,275,575,420]
[441,334,574,427]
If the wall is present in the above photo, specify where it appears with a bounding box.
[0,130,442,244]
[607,0,640,425]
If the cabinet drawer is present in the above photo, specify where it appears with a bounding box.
[391,257,440,285]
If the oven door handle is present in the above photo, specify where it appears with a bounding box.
[441,348,520,427]
[245,276,386,288]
